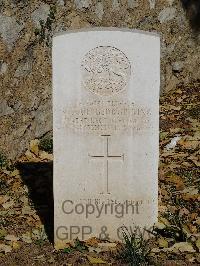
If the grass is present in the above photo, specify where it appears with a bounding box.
[62,239,88,254]
[34,5,56,46]
[33,227,48,247]
[154,212,188,242]
[39,137,53,153]
[119,227,151,266]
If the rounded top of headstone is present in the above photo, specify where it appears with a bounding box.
[81,46,131,97]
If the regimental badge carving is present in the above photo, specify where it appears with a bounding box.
[81,46,131,97]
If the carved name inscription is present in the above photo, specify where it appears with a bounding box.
[81,46,131,96]
[63,100,151,136]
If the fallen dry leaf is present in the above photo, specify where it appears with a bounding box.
[30,139,40,156]
[21,232,32,244]
[158,238,169,248]
[196,239,200,252]
[0,244,12,253]
[12,241,21,250]
[168,242,195,253]
[39,151,53,161]
[2,200,14,209]
[86,255,107,264]
[85,237,99,247]
[97,242,117,251]
[5,234,19,242]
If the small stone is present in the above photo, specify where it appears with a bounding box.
[0,100,14,117]
[0,62,7,75]
[127,0,139,9]
[158,7,176,23]
[0,15,24,50]
[13,101,23,111]
[95,2,104,20]
[172,61,184,72]
[32,99,52,138]
[74,0,92,9]
[148,0,156,9]
[57,0,65,6]
[15,58,32,77]
[112,0,120,10]
[31,3,50,27]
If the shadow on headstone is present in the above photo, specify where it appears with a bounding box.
[181,0,200,33]
[16,161,54,243]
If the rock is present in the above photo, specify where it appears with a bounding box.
[74,0,92,9]
[0,15,24,50]
[167,0,174,5]
[127,0,139,9]
[95,2,104,20]
[32,99,52,138]
[112,0,120,10]
[31,3,50,27]
[15,58,33,77]
[158,7,176,23]
[57,0,65,6]
[0,61,7,75]
[13,101,23,112]
[0,100,14,117]
[172,61,184,72]
[148,0,156,9]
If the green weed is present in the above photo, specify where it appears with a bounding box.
[39,137,53,153]
[119,227,151,266]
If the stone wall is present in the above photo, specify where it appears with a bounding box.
[0,0,199,161]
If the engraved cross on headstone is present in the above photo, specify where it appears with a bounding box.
[89,135,124,194]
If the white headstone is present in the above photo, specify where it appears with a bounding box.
[53,29,160,246]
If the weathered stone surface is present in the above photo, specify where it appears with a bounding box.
[31,3,50,27]
[57,0,65,6]
[158,7,176,23]
[0,1,199,162]
[112,0,120,10]
[32,99,52,138]
[127,0,139,9]
[74,0,92,10]
[172,61,184,72]
[0,100,14,117]
[95,2,104,20]
[0,61,7,75]
[148,0,156,9]
[0,15,23,50]
[15,58,33,77]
